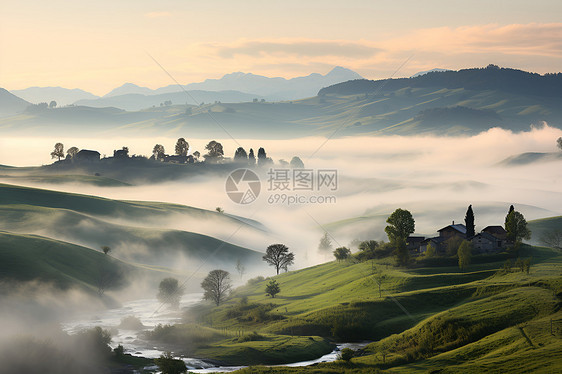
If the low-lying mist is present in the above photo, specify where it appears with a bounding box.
[2,124,561,268]
[1,124,561,371]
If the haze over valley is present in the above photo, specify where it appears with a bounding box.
[2,1,562,373]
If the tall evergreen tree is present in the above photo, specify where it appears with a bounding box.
[233,147,248,162]
[505,205,515,225]
[465,205,475,238]
[248,148,256,166]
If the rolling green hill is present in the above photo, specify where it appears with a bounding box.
[0,183,264,229]
[0,183,265,280]
[528,216,562,248]
[0,203,263,268]
[164,244,562,371]
[0,231,169,294]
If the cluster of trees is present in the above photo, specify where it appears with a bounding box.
[157,243,296,309]
[25,101,57,113]
[324,203,535,272]
[50,138,303,168]
[152,139,299,166]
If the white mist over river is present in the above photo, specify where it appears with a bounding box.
[61,293,365,373]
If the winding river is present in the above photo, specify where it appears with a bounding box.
[62,293,369,373]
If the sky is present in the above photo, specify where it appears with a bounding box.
[1,0,562,96]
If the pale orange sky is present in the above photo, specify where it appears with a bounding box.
[1,0,561,96]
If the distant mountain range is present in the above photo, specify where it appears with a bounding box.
[74,90,267,111]
[7,66,362,112]
[103,66,362,99]
[0,88,31,116]
[10,86,98,106]
[3,65,562,137]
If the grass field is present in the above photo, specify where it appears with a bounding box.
[166,243,562,371]
[0,183,265,276]
[0,230,172,294]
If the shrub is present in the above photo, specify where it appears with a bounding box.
[154,351,187,374]
[265,279,281,298]
[338,347,354,361]
[113,344,124,357]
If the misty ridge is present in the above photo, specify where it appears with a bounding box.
[2,125,561,264]
[2,65,562,140]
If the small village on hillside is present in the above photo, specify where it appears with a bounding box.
[410,222,508,254]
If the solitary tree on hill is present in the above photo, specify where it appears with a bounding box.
[50,143,64,161]
[157,277,184,309]
[465,205,475,238]
[201,269,231,306]
[263,244,294,275]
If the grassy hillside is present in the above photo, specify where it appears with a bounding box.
[0,231,169,294]
[0,183,221,220]
[0,183,266,288]
[528,216,562,247]
[0,203,263,268]
[0,182,264,229]
[163,244,562,371]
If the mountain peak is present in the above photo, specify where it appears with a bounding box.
[326,66,363,79]
[104,83,154,98]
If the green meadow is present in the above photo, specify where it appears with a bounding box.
[144,243,562,371]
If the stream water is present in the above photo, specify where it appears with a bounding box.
[61,293,369,373]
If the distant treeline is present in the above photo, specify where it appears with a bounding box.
[319,65,562,98]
